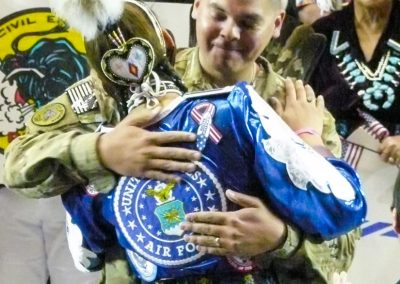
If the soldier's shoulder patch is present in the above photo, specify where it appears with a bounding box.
[32,103,66,126]
[184,86,234,99]
[67,80,98,114]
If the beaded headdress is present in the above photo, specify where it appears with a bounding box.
[49,0,167,86]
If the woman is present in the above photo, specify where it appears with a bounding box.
[311,0,400,224]
[310,0,400,160]
[309,0,400,282]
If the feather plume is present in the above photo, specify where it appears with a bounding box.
[49,0,124,40]
[315,0,334,13]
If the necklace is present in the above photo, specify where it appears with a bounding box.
[354,51,390,81]
[331,30,400,111]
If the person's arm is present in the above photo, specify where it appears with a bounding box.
[257,227,360,283]
[247,80,365,239]
[4,92,112,198]
[253,79,361,282]
[5,130,111,198]
[182,191,359,282]
[259,59,342,157]
[269,79,326,147]
[4,81,201,198]
[279,81,342,157]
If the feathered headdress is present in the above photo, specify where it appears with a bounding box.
[49,0,124,40]
[315,0,335,13]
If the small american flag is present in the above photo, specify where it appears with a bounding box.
[196,134,208,151]
[342,140,364,169]
[67,81,98,114]
[358,110,389,141]
[342,110,389,169]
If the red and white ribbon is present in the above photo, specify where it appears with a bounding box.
[191,102,222,144]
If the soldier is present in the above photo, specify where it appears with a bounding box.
[174,0,361,282]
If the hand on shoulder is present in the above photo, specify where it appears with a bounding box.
[270,78,325,147]
[97,105,201,182]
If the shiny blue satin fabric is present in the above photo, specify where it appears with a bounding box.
[62,82,366,281]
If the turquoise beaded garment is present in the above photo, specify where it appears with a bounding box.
[330,31,400,112]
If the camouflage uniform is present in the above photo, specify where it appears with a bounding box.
[174,47,361,283]
[4,75,119,199]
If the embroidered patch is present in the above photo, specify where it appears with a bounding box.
[67,81,98,114]
[190,102,222,151]
[113,161,226,267]
[31,103,66,126]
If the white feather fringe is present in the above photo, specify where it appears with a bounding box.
[315,0,334,13]
[49,0,124,40]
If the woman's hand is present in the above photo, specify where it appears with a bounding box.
[180,190,286,257]
[270,79,325,147]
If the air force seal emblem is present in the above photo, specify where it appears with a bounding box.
[113,161,226,267]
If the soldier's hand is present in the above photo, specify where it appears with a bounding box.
[97,106,201,182]
[181,190,286,257]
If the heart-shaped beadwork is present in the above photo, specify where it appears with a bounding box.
[101,38,155,86]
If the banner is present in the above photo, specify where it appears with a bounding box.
[0,1,89,184]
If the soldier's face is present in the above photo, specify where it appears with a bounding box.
[192,0,283,75]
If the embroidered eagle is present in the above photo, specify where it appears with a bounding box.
[146,182,176,204]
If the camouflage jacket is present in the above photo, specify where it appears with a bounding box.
[4,74,119,198]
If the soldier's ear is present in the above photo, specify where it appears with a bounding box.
[272,10,286,39]
[191,0,200,20]
[162,29,177,65]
